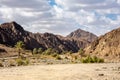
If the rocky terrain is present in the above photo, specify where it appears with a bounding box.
[0,21,97,53]
[0,44,17,57]
[84,27,120,62]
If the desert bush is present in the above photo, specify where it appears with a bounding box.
[33,48,38,54]
[43,48,56,55]
[24,59,29,65]
[68,51,72,54]
[38,48,43,54]
[33,48,43,54]
[16,58,24,66]
[56,55,62,60]
[81,56,104,63]
[64,56,68,59]
[74,56,78,60]
[97,58,104,63]
[61,51,67,54]
[51,53,57,57]
[0,61,3,67]
[16,58,29,66]
[78,48,84,56]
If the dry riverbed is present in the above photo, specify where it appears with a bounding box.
[0,63,120,80]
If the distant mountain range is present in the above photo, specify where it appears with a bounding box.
[1,21,120,62]
[0,21,97,53]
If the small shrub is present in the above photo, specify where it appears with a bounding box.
[79,48,84,56]
[52,53,57,57]
[43,48,56,55]
[68,51,72,54]
[81,58,87,63]
[98,58,104,63]
[16,58,29,66]
[92,56,98,62]
[33,48,38,54]
[61,51,67,54]
[0,61,3,67]
[16,58,24,66]
[81,56,104,63]
[56,55,62,60]
[38,48,43,54]
[74,56,78,60]
[24,59,29,65]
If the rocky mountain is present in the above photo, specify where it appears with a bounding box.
[84,27,120,62]
[67,29,97,42]
[0,21,97,53]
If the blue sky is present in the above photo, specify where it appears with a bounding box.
[0,0,120,36]
[106,14,117,20]
[49,0,56,6]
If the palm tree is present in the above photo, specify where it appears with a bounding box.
[78,48,84,58]
[15,41,25,57]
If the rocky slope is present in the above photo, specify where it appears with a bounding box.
[0,44,17,57]
[84,27,120,62]
[0,21,97,53]
[67,29,97,42]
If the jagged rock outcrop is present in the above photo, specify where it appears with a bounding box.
[0,21,97,53]
[67,29,97,42]
[84,27,120,62]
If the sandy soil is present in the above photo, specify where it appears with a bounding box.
[0,63,120,80]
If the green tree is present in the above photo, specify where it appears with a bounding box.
[15,41,25,57]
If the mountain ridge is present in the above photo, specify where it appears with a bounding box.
[84,27,120,62]
[0,21,97,53]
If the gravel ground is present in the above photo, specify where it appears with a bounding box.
[0,63,120,80]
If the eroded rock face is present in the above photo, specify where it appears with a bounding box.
[84,27,120,62]
[0,21,97,53]
[66,29,97,42]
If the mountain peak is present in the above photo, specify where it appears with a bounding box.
[67,28,97,42]
[0,21,24,32]
[10,21,17,24]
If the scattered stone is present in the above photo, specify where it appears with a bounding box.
[98,73,104,76]
[102,67,107,69]
[118,67,120,70]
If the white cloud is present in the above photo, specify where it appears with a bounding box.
[0,0,120,36]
